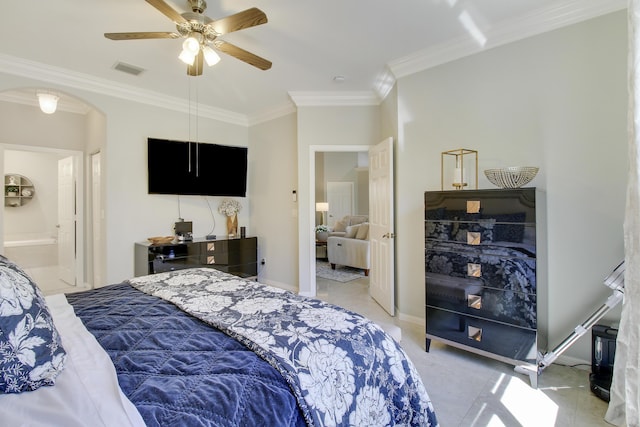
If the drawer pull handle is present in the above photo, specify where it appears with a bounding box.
[468,326,482,342]
[467,263,481,277]
[467,231,481,245]
[467,200,481,214]
[467,294,482,309]
[337,243,342,247]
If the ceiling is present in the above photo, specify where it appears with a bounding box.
[0,0,626,122]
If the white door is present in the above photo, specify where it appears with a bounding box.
[91,152,102,287]
[327,182,353,227]
[369,138,395,315]
[58,157,75,285]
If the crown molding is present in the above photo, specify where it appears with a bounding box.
[247,101,297,126]
[373,66,396,102]
[0,53,248,126]
[288,91,380,107]
[389,0,627,79]
[0,0,627,124]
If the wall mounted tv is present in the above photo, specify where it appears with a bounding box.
[148,138,247,197]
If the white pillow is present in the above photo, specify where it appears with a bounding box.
[345,224,360,238]
[356,223,369,240]
[349,216,368,226]
[333,218,348,233]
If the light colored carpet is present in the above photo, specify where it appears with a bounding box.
[316,260,365,282]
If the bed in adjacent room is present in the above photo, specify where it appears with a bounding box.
[0,256,438,426]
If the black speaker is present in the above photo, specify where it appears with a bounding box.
[590,324,617,402]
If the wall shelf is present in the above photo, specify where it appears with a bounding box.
[5,174,35,207]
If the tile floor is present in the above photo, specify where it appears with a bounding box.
[316,275,612,427]
[25,266,84,296]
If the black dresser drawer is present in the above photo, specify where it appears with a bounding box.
[425,188,536,223]
[426,240,536,294]
[426,273,537,329]
[426,307,537,364]
[202,240,229,265]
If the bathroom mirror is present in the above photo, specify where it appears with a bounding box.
[5,174,35,207]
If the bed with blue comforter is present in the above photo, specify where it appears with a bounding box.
[66,281,306,426]
[66,268,438,427]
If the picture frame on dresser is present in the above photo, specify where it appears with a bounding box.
[424,187,547,387]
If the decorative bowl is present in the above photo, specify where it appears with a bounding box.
[484,167,539,188]
[148,236,174,245]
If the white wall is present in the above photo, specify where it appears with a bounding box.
[4,150,64,241]
[84,107,107,285]
[96,94,249,283]
[296,106,381,296]
[0,101,87,151]
[248,113,298,290]
[315,151,369,225]
[395,11,627,361]
[323,151,368,219]
[0,79,250,285]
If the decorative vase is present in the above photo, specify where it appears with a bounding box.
[316,231,328,242]
[227,214,238,237]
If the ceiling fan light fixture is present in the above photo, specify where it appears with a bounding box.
[183,33,202,54]
[179,49,196,65]
[104,2,271,74]
[37,92,59,114]
[202,45,220,66]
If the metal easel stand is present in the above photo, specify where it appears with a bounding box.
[515,261,625,388]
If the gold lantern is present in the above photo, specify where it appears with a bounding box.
[441,149,478,190]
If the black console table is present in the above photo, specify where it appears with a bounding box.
[135,237,257,279]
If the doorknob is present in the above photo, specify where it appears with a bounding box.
[382,232,395,238]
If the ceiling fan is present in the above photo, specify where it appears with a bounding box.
[104,0,271,76]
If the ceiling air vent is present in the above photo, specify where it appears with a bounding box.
[113,62,145,76]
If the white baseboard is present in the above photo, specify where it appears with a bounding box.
[260,278,298,294]
[397,310,426,327]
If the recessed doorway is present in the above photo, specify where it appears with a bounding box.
[312,148,370,299]
[1,145,84,294]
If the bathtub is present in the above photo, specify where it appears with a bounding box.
[3,235,58,268]
[4,237,57,248]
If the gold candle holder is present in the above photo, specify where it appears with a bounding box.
[441,149,478,190]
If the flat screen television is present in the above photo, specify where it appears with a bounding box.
[148,138,247,197]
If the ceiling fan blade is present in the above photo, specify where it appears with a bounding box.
[210,7,267,35]
[105,32,181,40]
[187,51,204,76]
[145,0,187,24]
[214,41,272,70]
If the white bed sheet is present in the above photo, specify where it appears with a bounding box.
[0,294,146,427]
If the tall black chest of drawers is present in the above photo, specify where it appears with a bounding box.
[425,188,544,380]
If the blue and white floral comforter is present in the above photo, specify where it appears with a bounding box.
[127,268,437,427]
